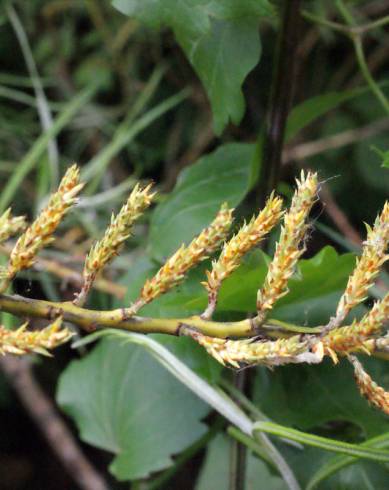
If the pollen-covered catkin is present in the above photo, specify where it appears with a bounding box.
[128,204,233,314]
[323,291,389,355]
[75,183,155,305]
[0,209,26,244]
[350,355,389,415]
[2,164,83,288]
[184,328,311,368]
[329,202,389,329]
[256,171,318,321]
[202,193,283,317]
[0,317,73,356]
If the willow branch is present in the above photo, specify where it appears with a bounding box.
[0,292,324,340]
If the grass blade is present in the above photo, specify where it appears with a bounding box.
[0,83,98,213]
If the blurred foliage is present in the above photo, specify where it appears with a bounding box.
[0,0,389,489]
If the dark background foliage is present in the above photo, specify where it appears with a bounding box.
[0,1,388,489]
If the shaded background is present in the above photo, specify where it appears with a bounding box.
[0,1,389,489]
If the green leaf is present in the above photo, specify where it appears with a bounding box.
[112,0,274,133]
[253,421,389,462]
[57,337,209,481]
[254,358,389,437]
[196,433,286,490]
[279,444,389,490]
[71,329,254,436]
[128,246,357,326]
[285,84,389,142]
[177,16,261,134]
[149,142,256,261]
[271,246,361,325]
[307,432,389,489]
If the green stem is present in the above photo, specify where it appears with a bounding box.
[358,14,389,33]
[0,293,323,339]
[253,421,389,462]
[0,293,252,337]
[334,0,354,26]
[352,35,389,116]
[301,11,350,34]
[303,3,389,118]
[303,6,389,35]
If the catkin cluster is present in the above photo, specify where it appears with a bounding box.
[0,164,389,417]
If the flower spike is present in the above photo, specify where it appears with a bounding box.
[326,202,389,331]
[255,171,318,324]
[127,203,233,316]
[350,355,389,416]
[74,183,155,306]
[0,209,27,244]
[0,164,83,292]
[202,193,283,318]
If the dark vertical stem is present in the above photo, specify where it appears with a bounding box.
[259,0,302,204]
[229,371,248,490]
[229,4,303,488]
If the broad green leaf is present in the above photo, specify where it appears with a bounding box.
[307,432,389,489]
[71,329,254,436]
[149,143,256,261]
[196,433,286,490]
[57,338,209,481]
[253,422,389,462]
[254,357,389,437]
[112,0,274,133]
[177,16,261,134]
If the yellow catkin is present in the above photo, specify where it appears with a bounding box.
[256,171,318,320]
[0,209,26,243]
[75,183,155,305]
[324,291,389,354]
[3,164,83,285]
[0,317,73,356]
[184,328,314,368]
[129,204,234,314]
[330,202,389,329]
[350,355,389,415]
[202,193,283,317]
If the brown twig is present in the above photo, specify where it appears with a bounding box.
[283,117,389,163]
[0,356,108,490]
[0,244,126,299]
[319,184,362,246]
